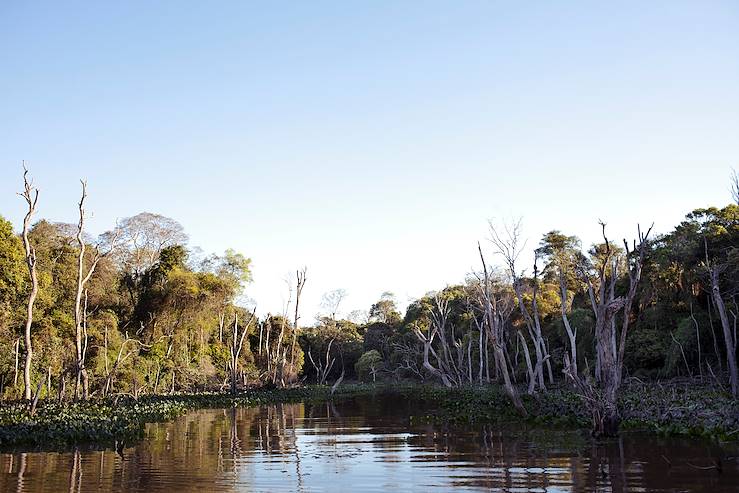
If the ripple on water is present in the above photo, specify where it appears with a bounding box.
[0,397,737,492]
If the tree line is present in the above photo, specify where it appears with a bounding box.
[0,166,737,436]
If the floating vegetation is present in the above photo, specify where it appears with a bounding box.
[0,387,333,449]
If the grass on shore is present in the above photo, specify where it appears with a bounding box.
[387,382,738,440]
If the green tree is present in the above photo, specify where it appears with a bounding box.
[369,292,402,325]
[355,350,383,382]
[0,216,26,396]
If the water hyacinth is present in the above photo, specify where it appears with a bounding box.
[0,387,332,449]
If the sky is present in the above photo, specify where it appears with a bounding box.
[1,1,738,321]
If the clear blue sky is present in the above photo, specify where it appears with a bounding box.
[1,1,737,319]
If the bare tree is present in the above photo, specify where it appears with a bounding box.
[559,264,579,376]
[390,339,425,381]
[330,367,345,395]
[73,180,119,399]
[114,212,188,276]
[320,288,347,321]
[476,243,526,415]
[100,329,165,397]
[264,294,293,384]
[288,268,307,381]
[704,235,738,397]
[272,283,292,385]
[489,220,551,390]
[259,269,305,387]
[347,309,369,325]
[564,222,652,436]
[307,338,337,385]
[731,167,739,205]
[19,164,39,402]
[413,295,462,387]
[230,308,257,394]
[557,252,578,373]
[516,330,536,394]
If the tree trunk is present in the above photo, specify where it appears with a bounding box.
[567,223,651,437]
[517,331,536,394]
[478,324,484,384]
[73,181,107,400]
[478,243,526,416]
[20,167,39,402]
[289,268,306,383]
[13,338,19,388]
[711,268,738,397]
[559,270,578,375]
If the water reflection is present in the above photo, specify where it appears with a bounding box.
[1,396,736,492]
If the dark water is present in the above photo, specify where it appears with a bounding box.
[1,396,737,492]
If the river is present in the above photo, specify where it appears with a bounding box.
[1,395,737,492]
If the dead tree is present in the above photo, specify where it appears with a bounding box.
[73,180,119,399]
[564,223,651,436]
[516,330,536,394]
[307,338,336,385]
[73,183,91,398]
[274,307,288,385]
[390,340,426,381]
[264,271,302,387]
[265,293,290,385]
[412,300,445,385]
[330,367,345,395]
[559,267,578,376]
[489,220,551,390]
[288,268,307,381]
[230,308,257,394]
[616,226,652,386]
[477,243,527,415]
[413,291,490,388]
[707,263,738,397]
[413,296,463,387]
[477,315,485,383]
[19,165,39,402]
[101,330,163,396]
[321,288,347,321]
[260,317,273,380]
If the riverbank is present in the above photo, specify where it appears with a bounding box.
[388,381,739,440]
[0,382,736,449]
